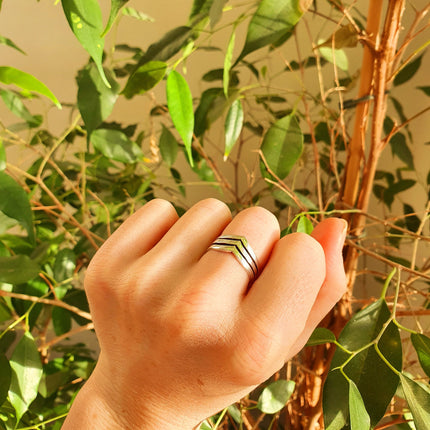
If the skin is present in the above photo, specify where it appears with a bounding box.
[62,198,347,429]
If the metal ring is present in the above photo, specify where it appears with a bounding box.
[208,235,259,281]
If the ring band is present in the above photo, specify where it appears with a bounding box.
[208,235,259,281]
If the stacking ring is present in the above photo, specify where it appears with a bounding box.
[208,235,259,282]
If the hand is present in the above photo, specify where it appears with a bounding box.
[63,199,347,429]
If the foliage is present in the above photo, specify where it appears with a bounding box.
[0,0,429,429]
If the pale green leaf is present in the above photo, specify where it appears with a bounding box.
[0,255,40,284]
[0,66,60,108]
[122,61,167,99]
[306,327,336,346]
[223,27,236,97]
[61,0,110,87]
[297,215,313,234]
[224,99,243,160]
[349,380,371,430]
[0,171,34,243]
[166,71,194,166]
[102,0,129,37]
[159,125,178,167]
[0,354,11,407]
[318,46,349,71]
[0,139,5,171]
[77,64,120,137]
[261,114,303,179]
[257,380,295,414]
[272,189,318,210]
[0,35,26,54]
[238,0,305,61]
[122,7,154,22]
[411,334,430,378]
[91,129,143,163]
[400,373,430,430]
[8,332,43,423]
[0,89,42,128]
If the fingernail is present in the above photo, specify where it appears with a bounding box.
[339,219,348,246]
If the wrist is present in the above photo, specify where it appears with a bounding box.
[63,363,202,430]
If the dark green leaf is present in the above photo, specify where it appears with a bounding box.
[0,171,34,243]
[349,380,371,430]
[0,255,40,284]
[61,0,110,87]
[389,133,414,169]
[0,89,42,128]
[297,215,313,234]
[389,179,416,195]
[0,35,26,55]
[0,354,11,407]
[170,167,186,197]
[0,66,61,108]
[102,0,129,37]
[8,332,43,423]
[394,54,424,86]
[400,373,430,430]
[0,139,5,171]
[77,64,120,137]
[194,87,224,136]
[411,333,430,378]
[261,114,303,180]
[306,327,336,346]
[324,299,402,429]
[159,124,178,166]
[123,61,167,99]
[209,0,227,28]
[257,380,295,414]
[238,0,306,61]
[166,71,194,166]
[224,99,243,160]
[403,204,421,233]
[52,307,72,336]
[91,129,143,163]
[136,26,194,67]
[417,86,430,96]
[189,0,214,24]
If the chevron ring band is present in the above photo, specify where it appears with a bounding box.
[209,235,259,281]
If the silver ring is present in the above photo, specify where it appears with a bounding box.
[208,235,259,281]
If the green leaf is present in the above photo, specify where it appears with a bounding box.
[77,64,120,138]
[394,54,424,86]
[323,299,402,429]
[318,46,349,71]
[209,0,227,28]
[306,327,336,346]
[0,66,60,108]
[0,171,34,243]
[8,332,43,423]
[61,0,110,87]
[417,86,430,96]
[0,35,26,54]
[261,114,303,180]
[135,26,193,67]
[257,380,295,414]
[224,99,243,160]
[122,61,167,99]
[349,380,371,430]
[101,0,129,37]
[189,0,215,24]
[0,255,40,284]
[272,188,318,210]
[297,215,313,234]
[91,129,143,163]
[389,133,414,169]
[170,167,186,197]
[54,249,76,286]
[122,7,154,22]
[159,124,178,167]
[223,27,236,97]
[411,333,430,378]
[0,354,11,407]
[237,0,306,61]
[0,139,5,171]
[52,307,72,336]
[0,89,42,128]
[166,71,194,166]
[400,373,430,430]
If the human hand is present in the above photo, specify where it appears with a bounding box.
[63,199,347,429]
